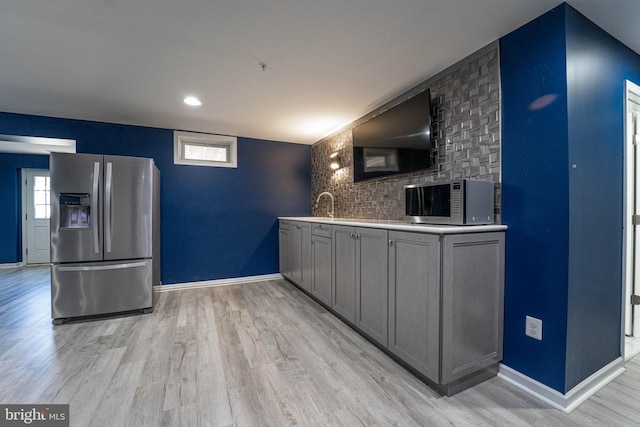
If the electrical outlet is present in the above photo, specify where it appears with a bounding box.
[526,315,543,340]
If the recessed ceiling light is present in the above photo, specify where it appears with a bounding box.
[184,96,202,106]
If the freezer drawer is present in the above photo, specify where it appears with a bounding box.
[51,259,152,320]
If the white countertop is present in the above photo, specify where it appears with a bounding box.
[279,216,507,235]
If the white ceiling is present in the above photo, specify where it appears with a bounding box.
[1,0,638,145]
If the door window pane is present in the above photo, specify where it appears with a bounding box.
[33,176,50,219]
[34,191,46,205]
[34,176,47,191]
[34,205,47,219]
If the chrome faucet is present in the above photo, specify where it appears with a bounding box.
[315,191,335,218]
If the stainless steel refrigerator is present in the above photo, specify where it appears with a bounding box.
[50,153,160,323]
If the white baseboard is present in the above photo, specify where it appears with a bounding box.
[0,263,22,269]
[498,357,625,413]
[157,273,283,292]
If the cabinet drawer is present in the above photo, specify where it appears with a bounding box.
[312,223,332,237]
[279,220,291,229]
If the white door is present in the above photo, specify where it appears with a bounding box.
[625,80,640,359]
[633,109,640,338]
[24,169,51,264]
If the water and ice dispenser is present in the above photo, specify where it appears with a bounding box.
[59,193,91,228]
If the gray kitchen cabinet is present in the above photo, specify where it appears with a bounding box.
[290,224,302,282]
[279,220,312,292]
[290,222,312,292]
[355,227,389,346]
[388,231,441,382]
[311,225,332,306]
[388,229,505,394]
[332,225,389,342]
[278,222,291,279]
[440,232,504,387]
[300,223,312,291]
[279,217,505,395]
[332,225,357,323]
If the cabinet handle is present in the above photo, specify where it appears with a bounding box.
[350,233,355,238]
[356,234,360,240]
[388,240,394,247]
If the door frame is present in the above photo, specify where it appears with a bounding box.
[21,168,28,266]
[622,79,640,359]
[21,168,51,266]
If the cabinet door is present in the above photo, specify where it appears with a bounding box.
[311,235,332,306]
[355,227,389,346]
[332,225,357,323]
[290,222,303,284]
[299,222,312,292]
[441,232,504,384]
[388,231,441,381]
[278,226,291,278]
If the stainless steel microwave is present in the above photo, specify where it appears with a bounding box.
[404,179,494,225]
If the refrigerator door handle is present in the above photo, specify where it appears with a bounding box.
[105,162,113,253]
[56,261,148,272]
[92,161,100,253]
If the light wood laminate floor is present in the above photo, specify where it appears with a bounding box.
[1,266,639,427]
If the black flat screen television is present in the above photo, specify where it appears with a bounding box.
[352,89,432,182]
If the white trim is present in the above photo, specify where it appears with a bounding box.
[21,168,51,265]
[626,337,640,360]
[157,273,283,292]
[21,168,28,265]
[624,79,640,354]
[0,263,23,269]
[0,134,75,155]
[498,358,625,413]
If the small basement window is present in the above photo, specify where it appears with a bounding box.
[174,131,237,168]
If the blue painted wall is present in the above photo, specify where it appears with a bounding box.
[0,153,49,263]
[0,112,311,283]
[501,3,640,393]
[565,5,640,390]
[500,4,570,393]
